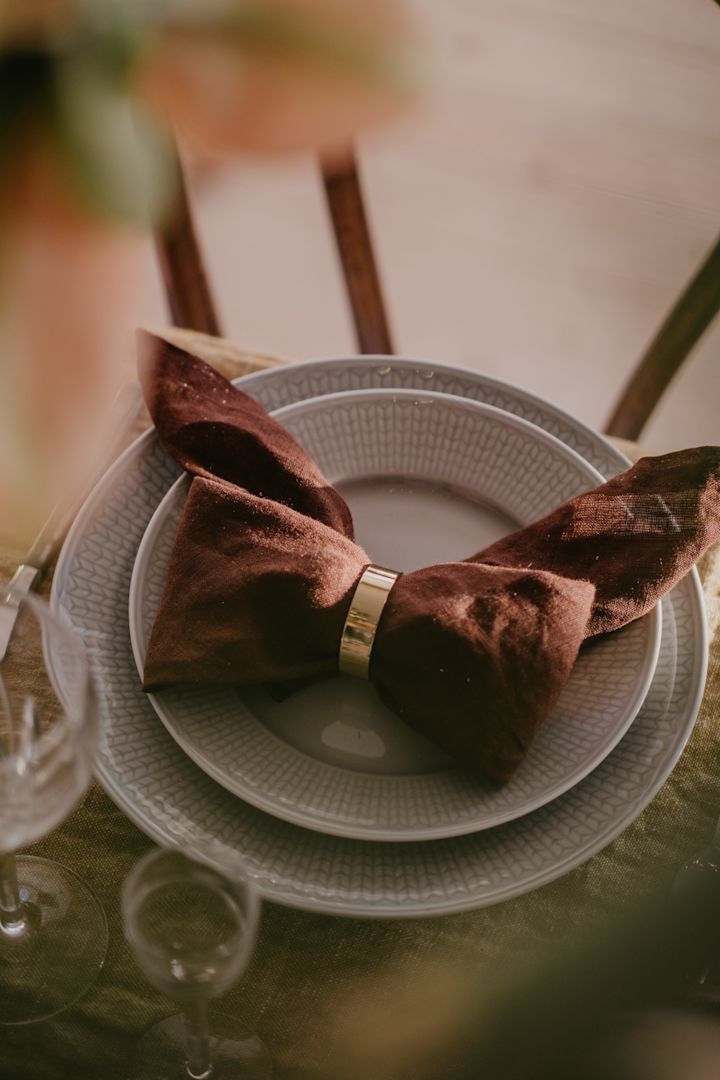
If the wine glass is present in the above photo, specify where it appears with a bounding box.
[0,588,107,1025]
[122,845,273,1079]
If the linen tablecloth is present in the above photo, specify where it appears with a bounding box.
[2,332,719,1080]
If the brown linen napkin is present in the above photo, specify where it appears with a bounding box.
[139,333,720,783]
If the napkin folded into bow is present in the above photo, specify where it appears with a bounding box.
[139,333,720,783]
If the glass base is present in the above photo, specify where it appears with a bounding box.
[127,1012,273,1079]
[0,855,108,1025]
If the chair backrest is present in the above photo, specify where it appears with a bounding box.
[155,145,392,355]
[604,234,720,440]
[320,156,393,355]
[154,150,221,338]
[155,143,719,442]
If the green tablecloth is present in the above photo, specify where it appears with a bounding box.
[2,334,719,1080]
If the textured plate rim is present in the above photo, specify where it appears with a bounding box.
[50,356,708,917]
[128,386,661,840]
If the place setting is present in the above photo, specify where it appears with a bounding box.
[48,333,715,919]
[3,2,720,1075]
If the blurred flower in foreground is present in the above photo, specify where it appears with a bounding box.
[0,0,419,547]
[0,146,148,546]
[0,0,73,44]
[137,0,418,163]
[310,874,720,1080]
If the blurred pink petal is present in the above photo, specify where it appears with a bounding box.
[0,0,73,44]
[136,0,417,162]
[0,148,146,546]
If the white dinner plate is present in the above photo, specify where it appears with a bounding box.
[51,356,706,917]
[129,388,660,840]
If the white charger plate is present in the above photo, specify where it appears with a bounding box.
[51,357,707,917]
[129,388,660,840]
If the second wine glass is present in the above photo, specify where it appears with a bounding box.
[123,845,272,1079]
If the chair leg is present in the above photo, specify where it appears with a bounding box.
[154,144,221,337]
[604,233,720,442]
[322,153,394,356]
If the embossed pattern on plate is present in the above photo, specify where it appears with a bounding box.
[51,358,707,916]
[129,390,660,840]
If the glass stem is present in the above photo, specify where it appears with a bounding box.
[0,853,28,939]
[183,998,213,1080]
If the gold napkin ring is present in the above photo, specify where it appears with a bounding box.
[338,564,400,680]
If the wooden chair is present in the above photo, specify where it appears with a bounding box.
[155,146,719,443]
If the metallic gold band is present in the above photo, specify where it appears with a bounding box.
[338,564,400,680]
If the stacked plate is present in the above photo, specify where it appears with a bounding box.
[51,358,708,917]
